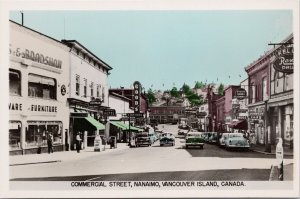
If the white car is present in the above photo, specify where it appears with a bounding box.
[219,133,230,146]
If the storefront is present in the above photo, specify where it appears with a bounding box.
[248,104,265,145]
[9,21,70,155]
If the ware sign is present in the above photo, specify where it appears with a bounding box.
[133,81,141,113]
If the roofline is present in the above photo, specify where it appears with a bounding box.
[109,92,131,102]
[61,39,112,70]
[10,20,66,48]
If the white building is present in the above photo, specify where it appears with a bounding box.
[198,103,209,131]
[9,21,70,155]
[109,92,133,120]
[62,40,113,149]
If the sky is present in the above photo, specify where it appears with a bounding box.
[9,10,292,91]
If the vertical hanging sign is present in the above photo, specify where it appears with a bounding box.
[133,81,141,113]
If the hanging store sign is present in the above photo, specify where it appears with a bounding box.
[273,45,293,74]
[89,98,102,107]
[133,81,141,113]
[103,109,116,117]
[234,88,247,100]
[126,113,144,118]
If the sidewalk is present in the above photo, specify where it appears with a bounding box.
[9,143,129,166]
[250,144,293,157]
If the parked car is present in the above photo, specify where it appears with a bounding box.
[148,132,157,144]
[208,132,218,144]
[219,133,230,147]
[160,132,175,146]
[185,132,205,149]
[224,133,250,149]
[136,132,151,147]
[202,132,211,142]
[178,129,188,136]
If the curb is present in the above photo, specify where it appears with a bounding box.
[10,160,61,166]
[249,149,294,157]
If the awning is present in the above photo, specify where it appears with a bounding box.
[229,120,248,130]
[85,116,105,130]
[110,121,127,130]
[28,74,55,86]
[110,121,143,132]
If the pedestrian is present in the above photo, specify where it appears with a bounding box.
[47,132,53,154]
[76,133,82,153]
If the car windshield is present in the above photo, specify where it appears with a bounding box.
[229,133,243,138]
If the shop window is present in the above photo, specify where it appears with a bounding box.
[9,69,21,96]
[76,75,80,96]
[9,121,21,150]
[83,79,87,98]
[26,122,62,147]
[28,73,57,100]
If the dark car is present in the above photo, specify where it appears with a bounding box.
[160,132,175,146]
[136,132,151,147]
[185,132,205,149]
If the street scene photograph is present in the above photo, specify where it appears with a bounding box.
[1,0,299,198]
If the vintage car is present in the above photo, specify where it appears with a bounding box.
[136,132,152,147]
[148,132,157,144]
[185,132,205,149]
[219,133,230,147]
[224,133,250,149]
[208,132,218,144]
[160,132,175,146]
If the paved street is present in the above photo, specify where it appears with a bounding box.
[10,124,293,181]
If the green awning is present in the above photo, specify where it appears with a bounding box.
[110,121,127,130]
[110,121,143,131]
[85,116,105,130]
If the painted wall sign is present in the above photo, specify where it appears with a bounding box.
[9,44,62,69]
[31,104,57,112]
[273,45,293,74]
[133,81,141,113]
[9,103,22,111]
[61,85,66,96]
[234,88,247,100]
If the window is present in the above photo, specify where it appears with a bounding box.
[102,87,105,102]
[90,82,94,97]
[9,69,21,96]
[76,75,80,96]
[28,73,56,100]
[250,83,255,104]
[84,79,87,98]
[262,77,268,101]
[26,121,62,147]
[9,121,21,150]
[96,85,100,97]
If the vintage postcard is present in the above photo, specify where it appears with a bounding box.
[0,0,299,198]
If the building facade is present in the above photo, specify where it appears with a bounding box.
[268,35,294,147]
[215,96,225,132]
[224,86,240,132]
[9,21,70,155]
[245,50,271,145]
[62,40,112,149]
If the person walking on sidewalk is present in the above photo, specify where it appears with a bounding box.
[47,132,54,154]
[76,133,82,153]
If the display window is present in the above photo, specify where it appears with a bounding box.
[28,73,57,100]
[9,121,21,150]
[26,121,63,147]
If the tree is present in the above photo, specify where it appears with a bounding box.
[146,89,156,105]
[218,83,225,95]
[170,87,179,98]
[194,81,205,89]
[181,83,191,94]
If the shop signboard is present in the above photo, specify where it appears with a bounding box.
[126,113,144,118]
[103,109,116,117]
[273,45,293,74]
[89,98,102,107]
[133,81,141,113]
[197,112,207,117]
[234,88,247,100]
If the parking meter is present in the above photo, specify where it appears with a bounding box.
[276,138,284,181]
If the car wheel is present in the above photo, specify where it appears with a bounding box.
[186,145,188,149]
[200,145,203,149]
